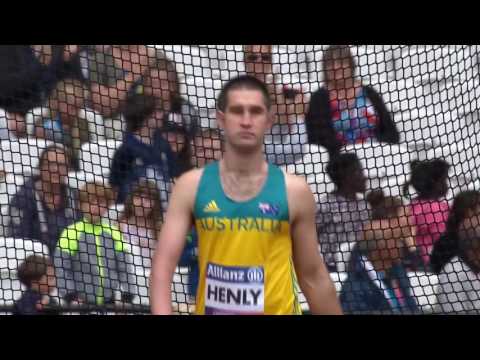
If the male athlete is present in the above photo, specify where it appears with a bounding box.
[150,75,342,315]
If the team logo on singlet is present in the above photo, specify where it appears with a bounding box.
[258,202,279,216]
[204,200,221,213]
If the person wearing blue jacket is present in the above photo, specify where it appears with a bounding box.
[109,93,192,206]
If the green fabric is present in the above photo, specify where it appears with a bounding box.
[57,219,126,305]
[194,161,289,221]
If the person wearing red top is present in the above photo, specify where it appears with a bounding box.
[404,159,451,269]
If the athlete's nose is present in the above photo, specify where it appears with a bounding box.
[239,111,254,128]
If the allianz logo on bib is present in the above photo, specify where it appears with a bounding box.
[205,263,265,315]
[259,202,279,216]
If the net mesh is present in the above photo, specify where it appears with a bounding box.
[0,44,479,314]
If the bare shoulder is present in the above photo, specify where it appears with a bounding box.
[174,167,204,188]
[282,171,315,221]
[283,171,312,197]
[171,168,205,203]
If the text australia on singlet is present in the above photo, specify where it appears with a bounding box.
[198,216,283,234]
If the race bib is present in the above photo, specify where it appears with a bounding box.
[205,263,264,315]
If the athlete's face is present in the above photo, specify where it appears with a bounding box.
[217,89,273,153]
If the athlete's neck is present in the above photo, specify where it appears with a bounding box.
[221,147,266,176]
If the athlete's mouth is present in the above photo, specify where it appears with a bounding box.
[238,132,255,138]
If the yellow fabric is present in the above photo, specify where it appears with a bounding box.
[195,217,301,315]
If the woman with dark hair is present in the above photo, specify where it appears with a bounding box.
[306,45,399,156]
[430,190,480,313]
[6,144,81,254]
[404,159,450,268]
[340,190,420,313]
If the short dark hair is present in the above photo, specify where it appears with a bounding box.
[326,153,362,187]
[216,75,271,112]
[123,93,157,133]
[404,159,450,199]
[17,255,52,288]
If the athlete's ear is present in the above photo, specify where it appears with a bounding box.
[216,110,226,131]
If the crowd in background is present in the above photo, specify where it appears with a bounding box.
[0,45,478,314]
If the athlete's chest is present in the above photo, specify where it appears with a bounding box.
[197,194,288,236]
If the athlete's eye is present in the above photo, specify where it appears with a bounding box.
[249,106,265,115]
[229,106,244,115]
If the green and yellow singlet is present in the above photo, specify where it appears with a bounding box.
[193,161,302,315]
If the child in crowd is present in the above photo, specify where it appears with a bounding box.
[316,153,370,271]
[13,255,57,315]
[404,159,450,270]
[118,180,161,304]
[54,181,137,306]
[340,190,421,313]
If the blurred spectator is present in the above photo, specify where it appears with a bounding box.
[431,191,480,273]
[191,128,223,168]
[6,144,80,255]
[432,191,480,313]
[118,180,162,305]
[110,92,193,207]
[316,153,370,271]
[404,159,450,269]
[33,78,91,164]
[340,190,420,313]
[0,45,82,138]
[243,45,306,126]
[159,119,193,177]
[305,45,399,156]
[13,255,58,315]
[54,182,137,306]
[109,93,174,205]
[119,180,162,270]
[82,45,156,119]
[244,45,308,166]
[130,52,200,135]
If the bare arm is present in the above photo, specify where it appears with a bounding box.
[150,170,201,315]
[400,206,417,252]
[287,175,343,315]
